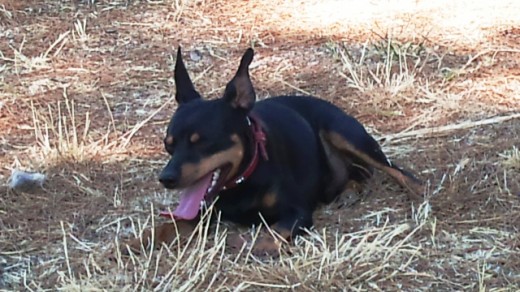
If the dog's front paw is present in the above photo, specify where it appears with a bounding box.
[252,236,282,257]
[120,229,153,256]
[120,221,197,256]
[226,233,248,251]
[226,232,282,257]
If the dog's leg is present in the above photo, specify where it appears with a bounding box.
[122,220,197,255]
[251,207,313,256]
[323,131,423,198]
[251,223,293,256]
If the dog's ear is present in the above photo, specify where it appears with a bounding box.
[174,47,201,104]
[223,48,256,111]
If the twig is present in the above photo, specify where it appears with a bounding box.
[384,113,520,143]
[119,96,175,147]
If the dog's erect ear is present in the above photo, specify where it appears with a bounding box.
[223,48,256,111]
[174,47,201,104]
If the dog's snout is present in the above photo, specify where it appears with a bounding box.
[159,167,181,189]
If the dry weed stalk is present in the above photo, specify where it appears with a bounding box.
[332,39,424,95]
[30,88,93,163]
[6,31,69,74]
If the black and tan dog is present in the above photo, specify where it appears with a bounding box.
[125,47,422,255]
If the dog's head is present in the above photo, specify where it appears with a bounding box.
[159,47,256,220]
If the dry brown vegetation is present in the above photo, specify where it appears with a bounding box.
[1,0,519,290]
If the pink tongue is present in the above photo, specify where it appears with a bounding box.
[173,172,213,220]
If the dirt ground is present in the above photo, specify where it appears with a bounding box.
[1,0,519,290]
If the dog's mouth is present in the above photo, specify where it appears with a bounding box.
[172,164,232,220]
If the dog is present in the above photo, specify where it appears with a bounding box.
[124,47,422,255]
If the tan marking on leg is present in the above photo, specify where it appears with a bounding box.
[271,223,293,240]
[252,237,281,256]
[123,220,197,255]
[252,224,292,256]
[154,220,197,245]
[262,192,278,208]
[325,131,423,198]
[345,180,364,192]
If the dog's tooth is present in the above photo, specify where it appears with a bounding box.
[206,169,221,194]
[211,170,220,185]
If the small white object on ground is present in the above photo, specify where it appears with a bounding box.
[190,49,202,62]
[8,170,46,193]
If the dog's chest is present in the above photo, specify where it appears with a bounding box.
[215,188,279,225]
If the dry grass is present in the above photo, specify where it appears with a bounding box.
[1,0,519,290]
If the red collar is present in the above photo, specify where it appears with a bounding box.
[223,114,269,190]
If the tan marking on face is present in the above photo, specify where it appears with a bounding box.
[165,135,174,145]
[230,134,241,143]
[190,133,200,143]
[262,192,277,208]
[178,134,244,187]
[325,131,423,198]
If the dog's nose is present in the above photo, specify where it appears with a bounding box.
[159,169,180,189]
